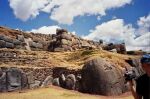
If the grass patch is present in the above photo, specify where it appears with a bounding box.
[81,50,95,56]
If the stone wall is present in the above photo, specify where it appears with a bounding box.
[0,34,26,49]
[0,26,126,54]
[0,33,51,51]
[48,29,102,52]
[103,43,126,54]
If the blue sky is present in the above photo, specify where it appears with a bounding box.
[0,0,150,51]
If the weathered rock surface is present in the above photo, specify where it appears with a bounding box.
[65,74,76,90]
[48,29,102,52]
[80,57,126,95]
[41,76,53,87]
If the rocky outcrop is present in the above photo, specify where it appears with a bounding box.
[103,43,126,54]
[48,29,102,52]
[0,26,52,51]
[80,57,126,95]
[0,26,127,54]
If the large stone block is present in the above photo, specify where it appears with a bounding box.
[17,35,24,42]
[81,57,125,96]
[6,67,28,92]
[13,39,22,45]
[29,41,43,49]
[0,40,6,48]
[61,39,72,46]
[65,74,76,90]
[5,42,14,49]
[3,36,13,43]
[60,33,72,41]
[26,71,35,85]
[41,76,53,87]
[36,43,43,49]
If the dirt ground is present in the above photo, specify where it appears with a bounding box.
[0,86,134,99]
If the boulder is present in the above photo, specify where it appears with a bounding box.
[61,39,69,45]
[17,35,24,42]
[3,36,13,43]
[5,42,14,49]
[6,67,28,92]
[21,73,29,89]
[60,33,72,41]
[29,41,43,49]
[109,49,117,53]
[65,74,76,90]
[81,57,125,95]
[13,39,22,45]
[41,76,53,87]
[29,41,36,48]
[0,40,6,48]
[29,80,41,89]
[26,72,35,85]
[81,41,91,49]
[59,74,66,88]
[52,78,60,86]
[75,75,82,91]
[36,43,43,49]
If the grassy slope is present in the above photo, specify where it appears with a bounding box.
[0,49,140,70]
[0,49,138,99]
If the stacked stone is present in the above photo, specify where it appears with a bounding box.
[71,35,81,50]
[49,29,102,52]
[0,31,49,51]
[28,40,44,51]
[54,29,73,52]
[103,43,126,54]
[0,34,26,49]
[15,35,26,49]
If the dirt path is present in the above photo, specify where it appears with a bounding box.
[0,86,134,99]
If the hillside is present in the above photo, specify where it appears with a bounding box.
[0,26,141,99]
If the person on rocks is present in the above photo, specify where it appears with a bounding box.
[129,54,150,99]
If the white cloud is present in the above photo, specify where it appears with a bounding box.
[126,32,150,52]
[83,19,135,42]
[9,0,132,24]
[29,25,61,34]
[136,14,150,35]
[9,0,49,21]
[83,17,150,52]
